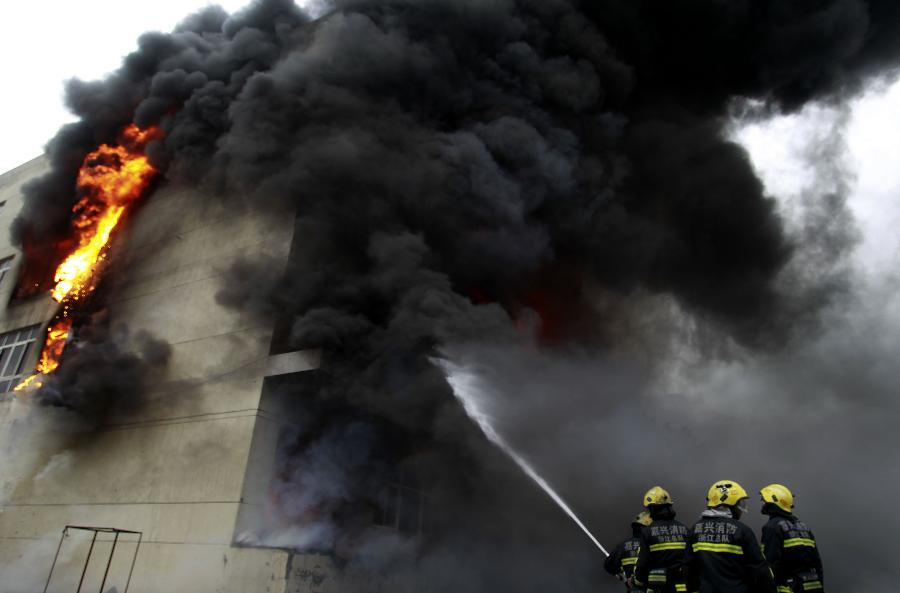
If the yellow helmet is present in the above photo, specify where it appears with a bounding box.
[632,510,653,527]
[760,484,794,513]
[643,486,674,507]
[706,480,749,507]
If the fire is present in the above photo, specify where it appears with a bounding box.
[52,206,125,302]
[35,319,73,375]
[15,124,160,391]
[53,125,159,303]
[14,320,73,391]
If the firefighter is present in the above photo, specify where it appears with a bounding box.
[633,486,689,593]
[605,511,653,590]
[685,480,775,593]
[759,484,824,593]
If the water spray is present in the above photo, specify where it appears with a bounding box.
[436,358,610,557]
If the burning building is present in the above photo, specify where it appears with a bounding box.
[4,0,900,592]
[0,153,324,592]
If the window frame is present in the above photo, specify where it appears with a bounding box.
[0,255,13,289]
[0,324,40,393]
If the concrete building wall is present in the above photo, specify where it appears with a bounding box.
[0,157,58,343]
[0,158,319,593]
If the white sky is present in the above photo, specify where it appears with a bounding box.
[1,0,898,272]
[0,0,307,174]
[738,79,900,274]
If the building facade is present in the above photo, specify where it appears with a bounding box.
[0,157,325,593]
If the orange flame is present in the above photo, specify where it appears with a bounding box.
[15,124,160,391]
[35,319,73,375]
[14,320,73,391]
[53,124,159,303]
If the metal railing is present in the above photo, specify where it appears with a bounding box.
[42,525,143,593]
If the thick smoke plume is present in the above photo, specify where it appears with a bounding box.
[35,322,171,426]
[11,0,900,590]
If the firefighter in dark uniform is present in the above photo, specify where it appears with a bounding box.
[633,486,689,593]
[685,480,776,593]
[759,484,824,593]
[605,511,653,590]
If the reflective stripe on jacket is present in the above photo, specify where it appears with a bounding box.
[761,513,824,592]
[686,509,776,593]
[634,519,689,592]
[605,536,642,579]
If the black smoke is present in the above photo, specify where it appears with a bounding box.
[11,0,900,591]
[35,320,172,428]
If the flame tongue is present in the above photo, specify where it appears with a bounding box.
[52,205,126,303]
[15,124,160,392]
[52,124,158,304]
[14,319,74,391]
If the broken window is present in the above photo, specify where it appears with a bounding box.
[0,256,13,289]
[0,324,39,393]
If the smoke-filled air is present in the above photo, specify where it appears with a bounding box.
[10,0,900,591]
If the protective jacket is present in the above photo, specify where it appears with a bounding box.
[685,508,776,593]
[605,530,642,591]
[761,510,824,593]
[605,534,641,579]
[634,511,689,593]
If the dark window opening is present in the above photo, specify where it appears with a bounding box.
[375,468,428,536]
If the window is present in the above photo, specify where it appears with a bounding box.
[0,256,12,288]
[376,469,428,535]
[0,325,40,393]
